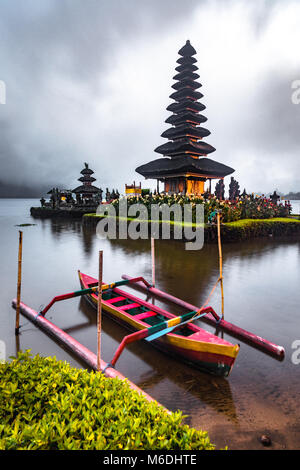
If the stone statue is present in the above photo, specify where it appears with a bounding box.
[270,191,280,205]
[105,188,111,202]
[215,179,225,200]
[229,177,240,201]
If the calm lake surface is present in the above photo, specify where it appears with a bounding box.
[1,199,300,450]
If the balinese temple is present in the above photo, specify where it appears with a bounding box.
[72,163,102,201]
[136,40,235,196]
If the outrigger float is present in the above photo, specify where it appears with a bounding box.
[11,297,162,407]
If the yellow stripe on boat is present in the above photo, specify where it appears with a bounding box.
[167,317,182,328]
[162,334,240,359]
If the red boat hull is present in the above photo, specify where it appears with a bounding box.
[79,272,239,377]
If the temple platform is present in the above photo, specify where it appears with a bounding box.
[30,206,98,218]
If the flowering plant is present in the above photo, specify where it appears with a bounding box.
[111,193,291,223]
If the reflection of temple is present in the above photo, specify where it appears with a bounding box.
[136,40,235,196]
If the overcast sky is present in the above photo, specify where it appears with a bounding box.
[0,0,300,195]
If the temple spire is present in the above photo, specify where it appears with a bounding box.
[72,163,102,200]
[135,41,234,196]
[154,39,215,159]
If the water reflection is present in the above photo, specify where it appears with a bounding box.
[49,218,82,240]
[2,201,300,449]
[78,295,238,425]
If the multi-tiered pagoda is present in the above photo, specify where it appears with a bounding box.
[136,40,235,195]
[72,163,102,202]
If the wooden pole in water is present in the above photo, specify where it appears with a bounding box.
[97,250,103,372]
[15,231,23,336]
[217,212,224,319]
[151,237,155,287]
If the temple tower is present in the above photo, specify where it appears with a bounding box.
[72,163,102,202]
[136,40,235,195]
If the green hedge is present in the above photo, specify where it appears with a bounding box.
[83,214,300,243]
[205,218,300,242]
[0,351,214,450]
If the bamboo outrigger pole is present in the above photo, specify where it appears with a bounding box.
[216,211,225,319]
[97,251,103,372]
[38,276,152,317]
[151,237,155,287]
[15,231,23,336]
[11,299,165,408]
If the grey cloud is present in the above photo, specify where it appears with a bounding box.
[0,0,299,196]
[0,0,201,194]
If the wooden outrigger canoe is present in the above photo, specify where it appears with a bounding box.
[79,271,240,377]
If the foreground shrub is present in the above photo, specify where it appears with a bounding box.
[0,351,214,450]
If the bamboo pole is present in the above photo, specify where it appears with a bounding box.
[97,251,103,372]
[217,212,224,319]
[15,231,23,336]
[151,237,155,287]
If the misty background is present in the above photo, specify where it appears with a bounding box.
[0,0,299,197]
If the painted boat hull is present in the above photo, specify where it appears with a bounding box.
[79,272,239,377]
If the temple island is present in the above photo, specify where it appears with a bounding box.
[136,40,235,195]
[30,163,120,218]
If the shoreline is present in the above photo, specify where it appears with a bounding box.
[81,213,300,243]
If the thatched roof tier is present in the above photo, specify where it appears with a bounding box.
[47,189,72,195]
[169,88,203,101]
[78,175,96,183]
[80,163,94,175]
[175,63,198,73]
[155,139,216,157]
[136,156,234,179]
[165,112,207,126]
[171,79,202,91]
[176,56,197,65]
[166,100,206,114]
[161,123,210,140]
[72,185,101,194]
[173,71,200,81]
[178,40,197,57]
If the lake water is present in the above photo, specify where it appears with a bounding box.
[0,198,300,450]
[290,199,300,214]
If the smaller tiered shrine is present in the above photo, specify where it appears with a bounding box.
[72,163,103,203]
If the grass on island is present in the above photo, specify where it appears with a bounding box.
[84,213,300,228]
[0,351,215,451]
[224,217,300,227]
[84,213,205,228]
